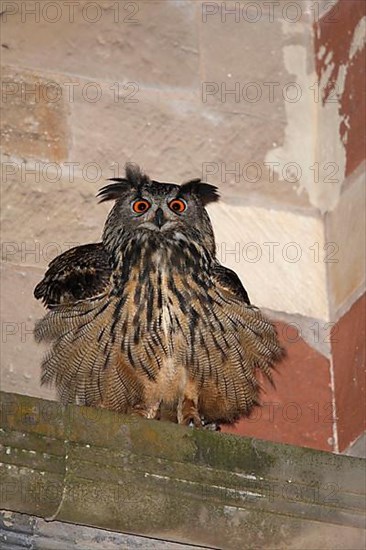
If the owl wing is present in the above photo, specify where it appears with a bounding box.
[34,242,111,308]
[211,264,251,305]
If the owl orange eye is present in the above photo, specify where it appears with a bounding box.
[169,199,187,213]
[132,199,151,214]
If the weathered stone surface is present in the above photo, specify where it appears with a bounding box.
[0,66,69,162]
[199,0,291,116]
[1,1,199,89]
[325,165,366,320]
[1,391,365,550]
[1,166,108,266]
[68,79,305,209]
[314,0,366,177]
[260,0,365,213]
[0,262,56,401]
[208,200,327,319]
[332,294,366,451]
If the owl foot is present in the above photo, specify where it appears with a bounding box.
[186,416,202,428]
[177,397,201,428]
[201,418,221,431]
[132,402,160,420]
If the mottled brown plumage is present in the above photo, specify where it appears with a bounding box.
[34,243,110,306]
[34,164,283,427]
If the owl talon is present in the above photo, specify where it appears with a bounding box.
[187,418,202,429]
[201,417,221,431]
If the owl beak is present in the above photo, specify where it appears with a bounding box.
[153,207,165,229]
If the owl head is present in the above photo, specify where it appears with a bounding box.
[98,163,219,256]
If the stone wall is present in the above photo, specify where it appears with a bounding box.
[1,0,365,452]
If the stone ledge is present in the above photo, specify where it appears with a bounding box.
[0,392,365,549]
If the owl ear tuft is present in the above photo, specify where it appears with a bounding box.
[179,178,220,206]
[97,182,128,203]
[97,163,150,203]
[124,162,151,188]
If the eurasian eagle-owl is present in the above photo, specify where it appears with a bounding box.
[34,164,282,427]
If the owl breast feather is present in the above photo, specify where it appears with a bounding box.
[111,231,214,356]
